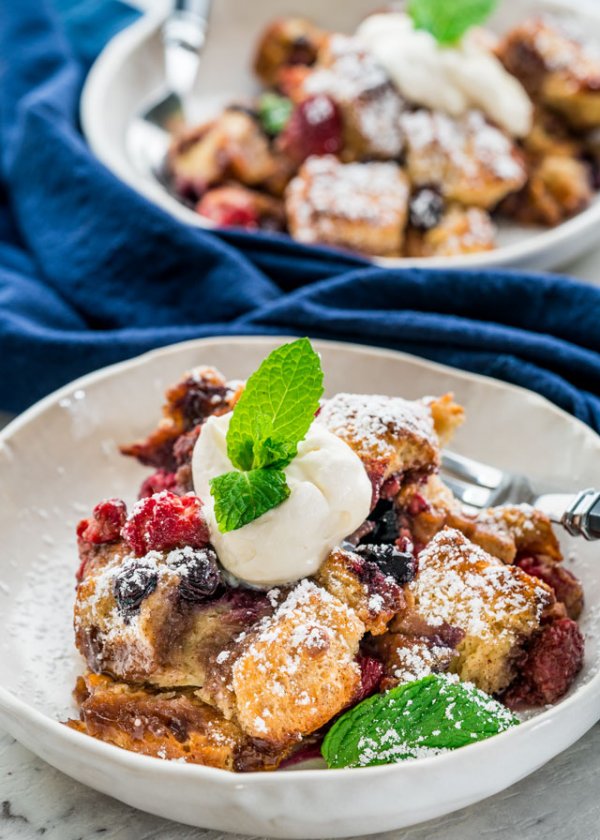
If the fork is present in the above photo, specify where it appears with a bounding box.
[441,451,600,540]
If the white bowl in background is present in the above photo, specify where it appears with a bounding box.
[81,0,600,272]
[0,336,599,837]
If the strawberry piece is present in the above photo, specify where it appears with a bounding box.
[122,491,210,556]
[77,499,127,545]
[355,655,384,703]
[278,94,343,163]
[503,617,584,709]
[138,469,178,499]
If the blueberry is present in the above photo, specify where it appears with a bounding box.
[177,548,221,603]
[409,187,444,231]
[114,560,158,619]
[363,500,399,545]
[355,544,417,585]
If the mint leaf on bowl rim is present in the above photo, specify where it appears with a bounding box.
[408,0,498,45]
[321,673,519,769]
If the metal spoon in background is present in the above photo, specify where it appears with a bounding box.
[126,0,213,181]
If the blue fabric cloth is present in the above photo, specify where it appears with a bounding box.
[1,0,600,432]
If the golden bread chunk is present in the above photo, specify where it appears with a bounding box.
[168,110,278,194]
[400,475,562,564]
[285,155,410,257]
[201,581,364,745]
[74,543,274,688]
[253,17,325,87]
[67,672,289,771]
[317,392,463,501]
[406,205,496,258]
[500,155,592,227]
[409,528,554,694]
[314,547,407,636]
[497,16,600,130]
[299,34,405,160]
[401,110,527,209]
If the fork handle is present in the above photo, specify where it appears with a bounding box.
[537,489,600,540]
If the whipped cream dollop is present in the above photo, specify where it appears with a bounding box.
[355,13,533,138]
[191,413,372,587]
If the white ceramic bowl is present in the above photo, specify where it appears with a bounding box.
[81,0,600,272]
[0,336,599,837]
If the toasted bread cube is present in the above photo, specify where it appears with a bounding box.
[500,155,592,227]
[409,528,554,694]
[254,18,325,87]
[314,547,407,636]
[204,581,364,745]
[299,34,405,160]
[74,543,275,689]
[497,16,600,130]
[286,156,409,256]
[317,392,462,499]
[168,110,277,196]
[399,475,562,565]
[406,205,496,258]
[68,672,288,771]
[401,110,527,209]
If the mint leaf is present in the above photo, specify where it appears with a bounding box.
[322,674,518,769]
[258,92,293,136]
[210,468,290,533]
[227,338,324,472]
[408,0,497,44]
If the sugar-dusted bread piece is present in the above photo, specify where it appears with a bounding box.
[75,535,275,689]
[406,204,496,258]
[298,34,405,160]
[200,580,364,745]
[253,17,325,86]
[399,475,562,564]
[500,155,592,227]
[407,528,554,694]
[168,110,278,197]
[497,16,600,130]
[317,391,463,503]
[401,110,527,209]
[67,672,289,771]
[285,156,409,257]
[314,546,412,636]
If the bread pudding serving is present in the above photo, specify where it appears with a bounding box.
[164,1,600,258]
[67,340,586,771]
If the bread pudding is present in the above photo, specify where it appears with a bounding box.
[66,339,587,770]
[162,7,600,258]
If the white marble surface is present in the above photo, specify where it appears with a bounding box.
[1,247,599,837]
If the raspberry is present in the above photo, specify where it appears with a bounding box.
[516,555,584,619]
[138,469,178,499]
[77,499,127,545]
[503,618,584,709]
[196,194,260,229]
[278,95,342,163]
[122,491,210,556]
[354,655,384,703]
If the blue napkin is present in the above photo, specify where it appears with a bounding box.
[0,0,600,434]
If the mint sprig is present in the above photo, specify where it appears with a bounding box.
[322,674,518,769]
[258,92,293,136]
[210,338,323,533]
[408,0,497,45]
